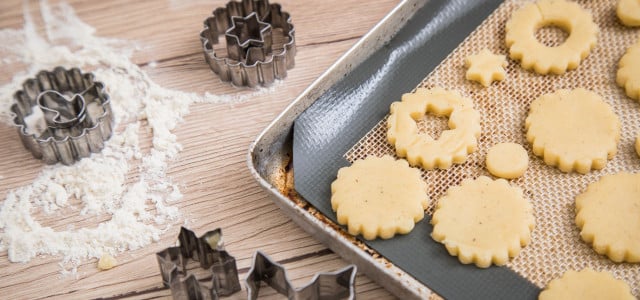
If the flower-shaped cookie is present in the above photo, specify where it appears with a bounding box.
[331,155,429,240]
[431,176,535,268]
[617,40,640,100]
[525,88,620,174]
[575,172,640,263]
[387,87,481,170]
[464,49,507,87]
[539,269,635,300]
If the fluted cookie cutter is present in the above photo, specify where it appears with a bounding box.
[200,0,296,87]
[245,251,357,300]
[10,67,113,165]
[156,227,241,299]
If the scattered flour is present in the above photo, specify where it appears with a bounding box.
[0,0,276,271]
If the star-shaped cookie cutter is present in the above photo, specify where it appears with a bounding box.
[156,227,241,299]
[10,67,114,165]
[200,0,296,87]
[245,251,357,300]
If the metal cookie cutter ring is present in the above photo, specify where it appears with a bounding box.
[245,251,357,300]
[156,227,242,299]
[200,0,296,87]
[10,67,114,165]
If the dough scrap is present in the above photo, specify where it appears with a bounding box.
[575,172,640,263]
[617,40,640,100]
[331,155,429,240]
[505,0,598,75]
[387,87,481,170]
[538,269,635,300]
[617,0,640,27]
[431,176,534,268]
[98,253,117,270]
[525,88,620,174]
[486,142,529,179]
[464,49,508,87]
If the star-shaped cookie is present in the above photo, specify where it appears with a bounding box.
[464,49,507,87]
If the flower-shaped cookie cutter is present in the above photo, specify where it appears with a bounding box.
[200,0,296,87]
[10,67,114,165]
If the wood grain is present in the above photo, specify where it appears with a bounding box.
[0,0,400,299]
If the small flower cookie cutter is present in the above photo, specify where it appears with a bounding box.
[199,0,296,87]
[10,67,114,165]
[245,250,357,300]
[156,227,242,299]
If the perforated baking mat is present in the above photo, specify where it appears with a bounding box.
[293,0,640,298]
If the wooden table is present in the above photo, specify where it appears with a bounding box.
[0,0,400,299]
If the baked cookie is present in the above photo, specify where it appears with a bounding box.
[538,269,635,300]
[485,142,529,179]
[505,0,598,74]
[525,88,620,174]
[387,87,481,170]
[331,155,429,240]
[617,0,640,27]
[575,172,640,263]
[617,40,640,100]
[464,49,507,87]
[431,176,535,268]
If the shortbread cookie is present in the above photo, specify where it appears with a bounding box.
[617,0,640,27]
[538,269,635,300]
[464,49,507,87]
[525,88,620,174]
[485,142,529,179]
[387,87,481,170]
[505,0,598,74]
[617,40,640,100]
[431,176,534,268]
[331,155,429,240]
[575,172,640,263]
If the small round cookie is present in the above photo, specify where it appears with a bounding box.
[575,172,640,263]
[505,0,598,75]
[617,40,640,100]
[387,87,481,170]
[485,142,529,179]
[617,0,640,27]
[331,155,429,240]
[525,88,621,174]
[538,269,635,300]
[431,176,535,268]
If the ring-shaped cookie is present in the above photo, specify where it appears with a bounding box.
[505,0,598,75]
[387,87,481,170]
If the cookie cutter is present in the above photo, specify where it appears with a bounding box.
[245,250,357,300]
[156,227,241,299]
[200,0,296,87]
[10,67,114,165]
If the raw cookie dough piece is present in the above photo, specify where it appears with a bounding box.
[617,40,640,100]
[617,0,640,27]
[505,0,598,74]
[387,87,481,170]
[575,172,640,263]
[485,142,529,179]
[98,253,117,270]
[331,155,429,240]
[538,269,635,300]
[464,49,507,87]
[636,134,640,157]
[431,176,535,268]
[525,88,620,174]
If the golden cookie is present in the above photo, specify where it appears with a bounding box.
[387,87,481,170]
[617,0,640,27]
[525,88,620,174]
[538,269,635,300]
[485,142,529,179]
[464,49,508,87]
[331,155,429,240]
[617,40,640,100]
[505,0,598,74]
[431,176,534,268]
[575,172,640,263]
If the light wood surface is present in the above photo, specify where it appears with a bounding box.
[0,0,400,299]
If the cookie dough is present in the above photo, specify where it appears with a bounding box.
[575,172,640,263]
[431,176,535,268]
[617,0,640,27]
[636,134,640,157]
[525,88,620,174]
[331,155,429,240]
[464,49,507,87]
[538,269,635,300]
[617,40,640,100]
[387,87,481,170]
[486,142,529,179]
[98,253,117,270]
[505,0,598,74]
